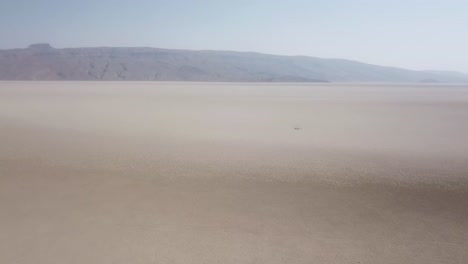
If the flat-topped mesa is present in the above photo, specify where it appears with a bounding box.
[27,43,54,50]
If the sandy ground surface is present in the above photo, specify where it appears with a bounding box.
[1,81,468,263]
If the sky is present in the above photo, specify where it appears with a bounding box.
[1,0,467,72]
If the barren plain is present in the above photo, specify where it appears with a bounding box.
[1,82,467,263]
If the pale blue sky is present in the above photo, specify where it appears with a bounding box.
[1,0,467,72]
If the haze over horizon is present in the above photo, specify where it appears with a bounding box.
[1,0,467,73]
[2,2,468,263]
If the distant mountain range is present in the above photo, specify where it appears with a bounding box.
[1,43,467,83]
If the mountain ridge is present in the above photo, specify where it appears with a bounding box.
[1,44,467,83]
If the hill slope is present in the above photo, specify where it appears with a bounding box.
[0,43,467,82]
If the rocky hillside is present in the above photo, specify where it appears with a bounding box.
[0,43,467,83]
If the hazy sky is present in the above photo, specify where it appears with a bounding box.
[1,0,467,72]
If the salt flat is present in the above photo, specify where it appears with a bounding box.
[1,82,467,263]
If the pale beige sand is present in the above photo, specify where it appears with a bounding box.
[1,81,468,263]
